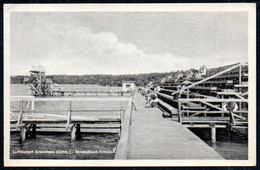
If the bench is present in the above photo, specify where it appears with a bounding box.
[156,92,175,101]
[157,99,178,118]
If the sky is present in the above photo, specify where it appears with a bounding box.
[10,12,248,75]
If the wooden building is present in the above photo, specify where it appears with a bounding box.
[122,81,135,92]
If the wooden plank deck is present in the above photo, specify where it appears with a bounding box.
[128,93,224,159]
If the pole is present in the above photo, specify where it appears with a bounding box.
[211,125,216,143]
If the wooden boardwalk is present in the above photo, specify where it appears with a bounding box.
[128,93,224,159]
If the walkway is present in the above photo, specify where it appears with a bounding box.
[128,93,224,159]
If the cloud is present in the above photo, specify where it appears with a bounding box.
[26,24,198,75]
[10,12,247,76]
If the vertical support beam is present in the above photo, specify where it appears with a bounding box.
[178,100,182,123]
[239,65,242,86]
[187,89,189,117]
[119,109,123,137]
[211,125,216,143]
[31,100,35,110]
[20,126,27,142]
[32,124,36,138]
[238,66,242,114]
[70,124,76,141]
[221,95,224,117]
[17,101,23,130]
[75,124,81,139]
[26,101,30,109]
[120,109,123,125]
[66,101,72,130]
[39,70,42,96]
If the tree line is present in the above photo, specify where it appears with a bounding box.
[10,72,173,87]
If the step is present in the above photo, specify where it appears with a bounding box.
[157,99,178,115]
[189,86,218,91]
[182,106,207,110]
[231,125,248,129]
[156,92,175,101]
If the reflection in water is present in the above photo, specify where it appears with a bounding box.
[10,133,119,159]
[189,128,248,160]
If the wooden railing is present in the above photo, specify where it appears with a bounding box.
[51,90,134,97]
[10,97,133,139]
[177,98,248,126]
[11,97,131,122]
[114,99,134,159]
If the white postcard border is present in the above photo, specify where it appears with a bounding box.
[4,3,256,167]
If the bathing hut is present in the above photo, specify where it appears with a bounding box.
[122,81,135,92]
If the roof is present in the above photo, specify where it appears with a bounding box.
[122,81,135,84]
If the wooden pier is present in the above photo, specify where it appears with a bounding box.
[115,93,223,159]
[10,97,133,141]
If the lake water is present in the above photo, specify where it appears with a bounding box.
[189,128,248,160]
[10,133,119,159]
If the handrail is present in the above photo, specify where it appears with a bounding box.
[114,99,133,159]
[175,62,248,96]
[11,109,123,112]
[178,98,248,103]
[11,96,35,99]
[10,97,132,102]
[52,90,131,93]
[11,98,132,130]
[177,98,248,123]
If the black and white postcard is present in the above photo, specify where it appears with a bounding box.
[4,4,256,167]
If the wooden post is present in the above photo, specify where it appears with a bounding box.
[20,126,27,142]
[211,125,216,143]
[26,101,30,109]
[17,101,24,130]
[119,109,123,137]
[238,65,242,115]
[187,89,189,117]
[178,101,182,123]
[31,100,35,110]
[239,65,242,86]
[70,124,76,141]
[75,124,81,139]
[31,124,36,138]
[66,101,72,130]
[39,71,42,95]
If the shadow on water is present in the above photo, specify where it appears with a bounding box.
[10,132,119,159]
[189,128,248,160]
